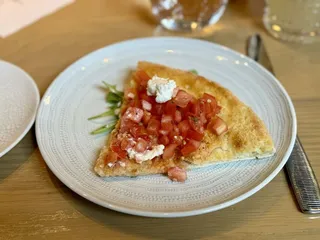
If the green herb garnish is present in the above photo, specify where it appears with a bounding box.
[88,81,124,134]
[189,69,198,75]
[106,91,122,104]
[90,122,117,135]
[102,81,124,97]
[87,108,120,120]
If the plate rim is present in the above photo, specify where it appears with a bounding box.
[0,60,40,158]
[35,36,297,218]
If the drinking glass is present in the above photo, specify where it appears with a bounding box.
[263,0,320,43]
[150,0,228,31]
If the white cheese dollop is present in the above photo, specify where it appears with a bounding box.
[147,75,176,103]
[127,144,165,163]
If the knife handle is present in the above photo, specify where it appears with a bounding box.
[285,136,320,214]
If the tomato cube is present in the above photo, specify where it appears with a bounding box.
[186,129,204,141]
[139,91,156,105]
[142,111,151,125]
[180,139,201,156]
[124,107,144,123]
[174,110,182,123]
[162,144,178,160]
[130,125,147,138]
[161,114,174,132]
[167,167,187,182]
[134,138,148,152]
[168,124,180,140]
[147,118,160,135]
[151,103,164,116]
[188,115,204,133]
[173,90,193,108]
[120,138,135,150]
[159,135,170,146]
[164,100,177,116]
[178,120,190,138]
[188,98,200,115]
[159,129,169,136]
[210,117,228,136]
[105,151,118,165]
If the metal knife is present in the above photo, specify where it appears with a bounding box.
[246,34,320,214]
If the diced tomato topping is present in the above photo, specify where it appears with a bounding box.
[151,103,164,116]
[119,118,135,133]
[111,144,127,159]
[172,87,179,98]
[147,118,160,135]
[188,98,200,115]
[161,122,173,132]
[199,98,206,112]
[204,101,212,115]
[139,91,156,105]
[168,124,180,140]
[209,117,228,136]
[173,90,193,108]
[142,111,151,125]
[164,100,177,116]
[141,99,152,111]
[159,129,169,136]
[134,138,148,152]
[181,139,201,156]
[174,110,182,123]
[167,167,187,182]
[134,70,150,87]
[161,114,173,123]
[150,115,161,121]
[173,124,180,135]
[124,107,144,123]
[178,120,190,138]
[163,144,178,160]
[130,125,148,138]
[188,115,204,133]
[159,135,170,146]
[189,104,199,116]
[124,88,135,100]
[128,97,141,108]
[120,138,135,150]
[200,112,207,125]
[190,139,201,148]
[120,86,224,162]
[161,115,173,132]
[138,134,150,142]
[105,151,118,165]
[203,93,216,105]
[202,93,220,117]
[172,136,183,146]
[187,129,204,141]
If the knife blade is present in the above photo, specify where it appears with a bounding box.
[246,34,320,214]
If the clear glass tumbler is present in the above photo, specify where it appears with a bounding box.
[151,0,228,31]
[263,0,320,43]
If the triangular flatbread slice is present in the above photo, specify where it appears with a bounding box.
[94,61,275,179]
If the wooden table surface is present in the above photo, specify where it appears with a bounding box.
[1,0,320,239]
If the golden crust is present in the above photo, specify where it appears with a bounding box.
[94,61,275,177]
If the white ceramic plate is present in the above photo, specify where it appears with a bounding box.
[36,37,296,218]
[0,60,40,157]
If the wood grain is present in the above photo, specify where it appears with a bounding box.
[0,0,320,239]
